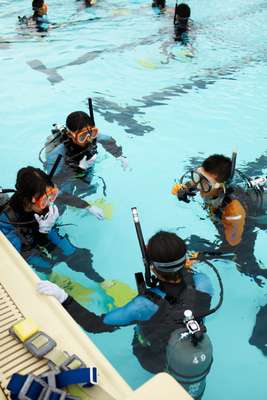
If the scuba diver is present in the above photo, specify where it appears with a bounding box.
[173,3,191,44]
[37,208,221,399]
[159,3,193,64]
[41,99,128,219]
[172,152,267,285]
[18,0,50,33]
[152,0,166,10]
[0,165,105,283]
[77,0,97,7]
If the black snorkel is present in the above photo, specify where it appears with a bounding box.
[173,2,178,25]
[228,150,237,184]
[131,207,157,293]
[48,154,63,179]
[88,98,95,127]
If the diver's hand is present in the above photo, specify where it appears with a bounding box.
[34,205,59,234]
[171,183,196,203]
[79,154,97,170]
[37,280,68,304]
[88,205,104,220]
[118,156,128,171]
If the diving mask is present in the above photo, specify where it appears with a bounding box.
[34,186,59,209]
[191,169,222,193]
[68,126,99,145]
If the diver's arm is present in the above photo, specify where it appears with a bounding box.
[221,199,246,246]
[63,294,158,328]
[102,295,159,325]
[97,133,123,158]
[56,192,89,209]
[62,296,117,333]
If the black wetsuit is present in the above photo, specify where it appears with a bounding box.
[45,133,122,214]
[62,270,211,373]
[0,196,103,282]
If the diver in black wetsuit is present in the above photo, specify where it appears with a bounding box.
[172,153,267,286]
[152,0,166,10]
[38,231,214,399]
[18,0,50,33]
[0,166,103,282]
[43,104,128,219]
[173,3,191,44]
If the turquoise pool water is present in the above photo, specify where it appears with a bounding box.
[1,0,267,398]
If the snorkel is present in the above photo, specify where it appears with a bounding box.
[131,207,157,291]
[48,154,63,179]
[88,98,95,127]
[228,150,237,184]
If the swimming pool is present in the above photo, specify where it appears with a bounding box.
[1,0,267,398]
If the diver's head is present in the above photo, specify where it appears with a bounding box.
[84,0,96,6]
[66,111,99,148]
[32,0,48,17]
[14,167,58,214]
[174,3,191,26]
[147,231,187,283]
[191,154,232,198]
[152,0,166,9]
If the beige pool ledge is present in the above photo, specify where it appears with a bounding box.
[0,232,192,400]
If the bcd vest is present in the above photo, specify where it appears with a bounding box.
[137,270,211,354]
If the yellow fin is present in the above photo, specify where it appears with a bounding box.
[50,272,94,303]
[112,8,130,16]
[138,58,157,69]
[91,198,113,220]
[100,280,137,307]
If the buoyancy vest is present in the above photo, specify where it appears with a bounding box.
[45,132,98,171]
[1,204,42,252]
[64,139,98,167]
[137,270,211,354]
[205,185,264,221]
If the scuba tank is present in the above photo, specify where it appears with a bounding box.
[166,310,213,400]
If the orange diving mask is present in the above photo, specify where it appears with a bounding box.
[34,186,59,209]
[69,126,99,145]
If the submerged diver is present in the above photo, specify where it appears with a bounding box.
[152,0,166,10]
[18,0,50,32]
[77,0,97,7]
[0,166,104,283]
[38,230,214,399]
[42,100,128,218]
[173,3,191,44]
[172,153,267,285]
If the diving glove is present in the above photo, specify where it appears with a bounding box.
[34,205,59,234]
[171,183,197,203]
[37,280,68,304]
[88,204,104,220]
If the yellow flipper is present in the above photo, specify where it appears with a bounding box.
[101,280,137,308]
[50,272,94,303]
[90,198,113,220]
[138,58,157,69]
